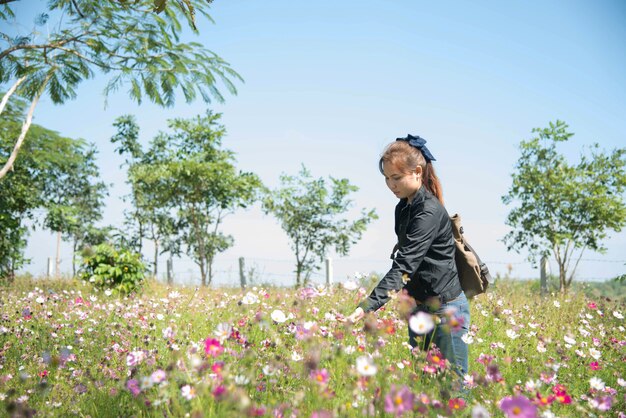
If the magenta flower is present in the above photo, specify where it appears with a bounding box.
[204,338,224,357]
[499,395,537,418]
[126,379,141,397]
[310,368,330,386]
[384,385,415,416]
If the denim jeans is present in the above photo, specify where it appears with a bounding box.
[408,292,471,378]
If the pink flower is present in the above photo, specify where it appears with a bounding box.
[589,361,601,371]
[590,395,613,411]
[587,302,597,309]
[204,338,224,357]
[384,385,415,416]
[426,349,447,371]
[310,368,330,386]
[213,385,227,400]
[499,396,537,418]
[448,398,466,411]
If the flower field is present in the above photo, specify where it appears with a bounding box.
[0,277,624,417]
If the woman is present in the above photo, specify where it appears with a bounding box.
[347,134,470,379]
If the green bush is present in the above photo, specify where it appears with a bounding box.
[79,243,146,294]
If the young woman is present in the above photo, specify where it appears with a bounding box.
[346,134,470,379]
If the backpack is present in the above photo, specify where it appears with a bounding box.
[450,214,491,298]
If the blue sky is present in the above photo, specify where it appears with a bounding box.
[7,0,626,285]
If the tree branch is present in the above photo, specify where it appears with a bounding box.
[0,75,26,116]
[0,72,53,180]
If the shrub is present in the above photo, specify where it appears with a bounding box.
[79,243,146,294]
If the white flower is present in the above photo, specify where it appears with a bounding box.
[356,355,377,376]
[168,291,181,299]
[181,384,196,400]
[564,335,576,345]
[104,289,112,296]
[471,404,491,418]
[35,296,45,304]
[589,348,601,360]
[344,345,356,354]
[343,280,359,291]
[126,351,145,367]
[553,300,561,308]
[270,309,287,323]
[408,312,434,335]
[536,343,546,353]
[506,329,519,339]
[613,311,624,319]
[461,333,474,344]
[291,352,302,362]
[525,379,541,391]
[234,375,250,385]
[589,377,605,391]
[241,292,259,305]
[214,323,232,342]
[617,378,626,387]
[262,365,275,376]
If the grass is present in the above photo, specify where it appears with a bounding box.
[0,276,623,417]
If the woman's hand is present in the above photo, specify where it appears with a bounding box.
[346,307,365,324]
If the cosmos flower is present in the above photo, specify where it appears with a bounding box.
[204,338,224,357]
[498,395,537,418]
[356,355,377,376]
[408,312,434,335]
[590,377,605,391]
[310,368,330,386]
[181,384,196,400]
[270,309,287,323]
[384,385,415,416]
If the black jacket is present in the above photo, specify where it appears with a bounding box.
[359,186,463,313]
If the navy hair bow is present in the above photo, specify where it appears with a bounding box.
[396,134,436,162]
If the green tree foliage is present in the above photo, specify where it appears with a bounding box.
[502,120,626,292]
[43,142,108,276]
[112,111,262,285]
[0,0,241,179]
[263,166,378,287]
[0,95,107,280]
[111,114,179,276]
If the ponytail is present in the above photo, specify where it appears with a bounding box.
[423,162,444,205]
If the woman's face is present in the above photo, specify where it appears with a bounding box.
[382,161,422,200]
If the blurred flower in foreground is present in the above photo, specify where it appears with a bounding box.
[408,311,434,335]
[498,395,536,418]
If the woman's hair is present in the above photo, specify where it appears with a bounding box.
[379,141,444,205]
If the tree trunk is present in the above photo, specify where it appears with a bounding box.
[200,260,207,286]
[153,238,159,277]
[0,74,50,180]
[55,230,62,278]
[559,263,567,294]
[295,262,302,288]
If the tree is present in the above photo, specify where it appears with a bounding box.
[263,166,378,287]
[0,0,241,180]
[0,94,106,279]
[43,141,107,277]
[117,111,263,285]
[502,120,626,293]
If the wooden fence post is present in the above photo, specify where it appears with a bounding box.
[325,257,333,286]
[166,258,173,285]
[239,257,247,289]
[540,256,548,296]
